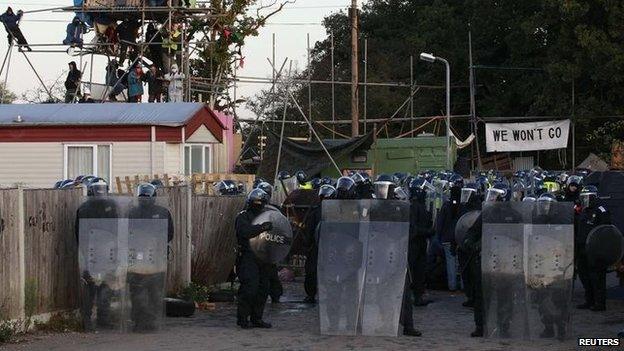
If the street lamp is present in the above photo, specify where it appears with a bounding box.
[420,52,451,170]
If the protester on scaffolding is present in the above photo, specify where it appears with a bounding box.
[117,19,141,66]
[161,23,181,72]
[145,23,164,70]
[0,7,31,51]
[105,59,126,101]
[63,16,87,47]
[142,64,163,103]
[164,63,184,102]
[64,61,82,103]
[127,63,144,103]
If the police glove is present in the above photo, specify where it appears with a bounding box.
[261,222,273,231]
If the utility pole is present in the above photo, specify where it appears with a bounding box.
[468,29,482,169]
[350,0,359,137]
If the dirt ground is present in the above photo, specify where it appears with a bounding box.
[2,279,624,351]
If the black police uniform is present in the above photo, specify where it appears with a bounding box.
[458,198,481,306]
[127,199,174,331]
[235,208,272,326]
[408,197,433,304]
[75,197,119,329]
[303,204,321,301]
[576,205,611,310]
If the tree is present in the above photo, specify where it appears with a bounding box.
[189,0,292,111]
[0,83,16,104]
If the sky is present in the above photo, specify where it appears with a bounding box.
[0,0,361,117]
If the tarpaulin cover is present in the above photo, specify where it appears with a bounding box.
[257,130,374,180]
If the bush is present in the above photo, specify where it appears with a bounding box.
[179,282,212,304]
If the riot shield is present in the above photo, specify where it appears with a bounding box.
[586,224,624,268]
[524,202,574,340]
[77,196,131,332]
[250,208,293,264]
[317,200,365,336]
[125,197,170,332]
[360,200,409,336]
[481,201,531,339]
[455,210,481,248]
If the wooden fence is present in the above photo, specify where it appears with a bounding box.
[0,186,243,321]
[114,173,255,196]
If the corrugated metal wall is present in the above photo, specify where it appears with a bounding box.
[513,156,535,171]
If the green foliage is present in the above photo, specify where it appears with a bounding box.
[0,319,18,344]
[180,282,213,303]
[190,1,291,110]
[0,83,16,104]
[251,0,624,168]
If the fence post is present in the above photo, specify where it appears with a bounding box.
[17,185,26,321]
[185,182,192,285]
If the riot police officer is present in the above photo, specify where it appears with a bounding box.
[561,175,581,203]
[458,182,481,307]
[127,183,174,332]
[75,178,119,331]
[435,174,464,291]
[303,184,336,303]
[576,185,611,311]
[352,172,374,199]
[335,176,357,199]
[465,182,521,337]
[407,177,434,306]
[235,189,274,329]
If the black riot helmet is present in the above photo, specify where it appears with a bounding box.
[335,176,356,199]
[485,182,510,202]
[394,187,409,201]
[213,180,237,196]
[408,177,427,202]
[310,178,322,190]
[580,185,599,209]
[87,177,109,197]
[460,183,479,204]
[53,180,63,189]
[449,174,464,190]
[321,176,333,186]
[81,175,96,185]
[150,179,164,188]
[256,181,273,200]
[536,193,557,216]
[246,188,269,211]
[61,181,76,189]
[295,170,308,184]
[351,172,366,185]
[277,171,291,180]
[376,174,395,184]
[253,177,266,189]
[137,183,157,197]
[318,184,336,200]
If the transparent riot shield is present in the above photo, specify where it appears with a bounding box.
[317,200,365,336]
[586,224,624,268]
[455,210,481,249]
[524,202,574,340]
[360,200,409,336]
[481,201,531,339]
[125,197,170,332]
[77,196,131,332]
[250,208,293,264]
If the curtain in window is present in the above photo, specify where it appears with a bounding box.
[97,145,111,182]
[191,145,203,174]
[67,146,93,179]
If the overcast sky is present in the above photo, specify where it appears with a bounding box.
[0,0,359,117]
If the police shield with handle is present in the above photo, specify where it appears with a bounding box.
[317,176,363,335]
[575,185,613,312]
[235,189,292,329]
[126,183,173,332]
[456,182,482,308]
[76,178,122,331]
[525,193,574,340]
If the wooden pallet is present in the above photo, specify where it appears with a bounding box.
[114,174,181,194]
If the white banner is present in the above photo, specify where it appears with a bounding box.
[485,120,570,152]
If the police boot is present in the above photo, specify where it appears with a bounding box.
[576,302,592,309]
[251,320,273,328]
[540,325,554,338]
[470,327,484,337]
[556,324,567,341]
[413,296,432,307]
[403,328,422,337]
[237,318,252,329]
[462,299,475,308]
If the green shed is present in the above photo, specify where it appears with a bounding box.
[321,134,457,176]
